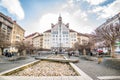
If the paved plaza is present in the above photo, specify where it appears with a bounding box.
[0,53,120,80]
[73,56,120,80]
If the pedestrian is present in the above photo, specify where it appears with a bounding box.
[90,51,93,56]
[72,51,75,56]
[98,55,102,64]
[68,52,72,58]
[97,50,103,64]
[5,50,9,57]
[55,51,58,55]
[38,52,40,56]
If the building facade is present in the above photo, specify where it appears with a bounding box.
[0,12,13,54]
[43,15,89,52]
[24,32,40,46]
[43,30,51,49]
[0,12,25,53]
[32,34,43,49]
[10,21,25,52]
[11,21,25,45]
[0,12,13,43]
[77,33,89,45]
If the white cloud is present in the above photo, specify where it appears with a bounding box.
[73,10,88,21]
[92,0,120,19]
[85,0,106,5]
[59,0,88,21]
[25,0,96,36]
[38,12,94,34]
[1,0,24,20]
[39,13,58,33]
[37,0,94,34]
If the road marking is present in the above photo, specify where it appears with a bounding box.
[97,76,120,79]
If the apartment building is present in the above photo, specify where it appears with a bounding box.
[24,32,40,46]
[0,12,13,43]
[11,21,25,45]
[32,34,43,49]
[0,12,25,53]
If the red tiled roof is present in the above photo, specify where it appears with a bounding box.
[32,34,43,39]
[25,32,39,38]
[0,12,14,24]
[44,29,51,33]
[77,33,89,37]
[77,33,81,36]
[69,29,76,32]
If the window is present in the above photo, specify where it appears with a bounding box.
[62,31,68,34]
[52,31,58,34]
[53,35,55,37]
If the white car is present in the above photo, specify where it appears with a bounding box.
[115,48,120,54]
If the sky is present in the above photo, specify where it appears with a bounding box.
[0,0,120,36]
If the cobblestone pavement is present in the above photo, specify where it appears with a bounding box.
[67,55,120,80]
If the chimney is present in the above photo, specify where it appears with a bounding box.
[66,23,69,28]
[14,20,17,23]
[51,23,54,28]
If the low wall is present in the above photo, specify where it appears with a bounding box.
[0,60,40,76]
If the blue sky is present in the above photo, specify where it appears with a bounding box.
[0,0,120,36]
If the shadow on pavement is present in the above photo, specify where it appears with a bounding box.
[102,58,120,70]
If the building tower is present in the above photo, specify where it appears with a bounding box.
[58,14,62,52]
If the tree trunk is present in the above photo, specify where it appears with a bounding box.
[78,49,81,55]
[111,43,115,58]
[0,47,4,55]
[0,48,2,55]
[83,48,86,55]
[108,47,111,55]
[23,50,26,56]
[18,50,23,56]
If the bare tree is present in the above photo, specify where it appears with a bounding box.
[74,41,80,50]
[74,39,93,55]
[15,41,26,56]
[95,23,120,57]
[87,34,96,51]
[15,41,35,56]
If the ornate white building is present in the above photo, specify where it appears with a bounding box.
[43,15,89,52]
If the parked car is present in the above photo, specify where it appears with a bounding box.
[115,48,120,54]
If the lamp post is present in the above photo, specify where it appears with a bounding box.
[82,40,88,55]
[59,21,62,53]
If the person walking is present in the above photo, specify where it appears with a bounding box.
[68,52,72,58]
[97,50,103,64]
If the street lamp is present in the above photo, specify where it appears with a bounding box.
[82,40,88,55]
